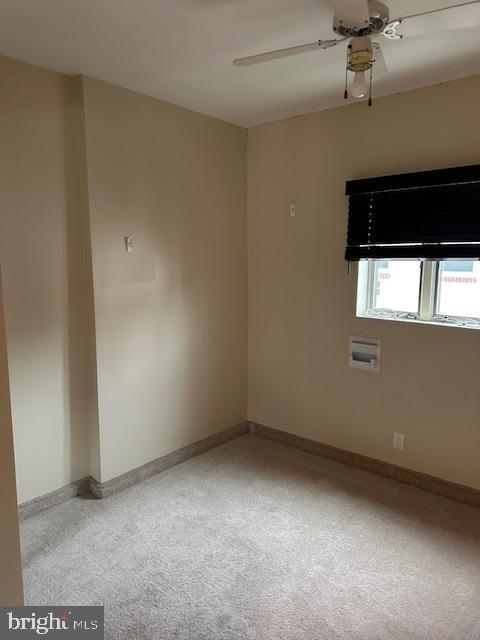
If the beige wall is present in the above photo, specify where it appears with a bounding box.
[0,57,91,504]
[248,75,480,490]
[0,269,24,604]
[82,78,247,482]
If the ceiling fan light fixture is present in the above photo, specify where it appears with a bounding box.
[347,36,373,72]
[351,71,368,98]
[346,36,373,100]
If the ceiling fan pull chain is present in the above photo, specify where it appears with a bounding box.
[344,45,351,99]
[368,64,373,106]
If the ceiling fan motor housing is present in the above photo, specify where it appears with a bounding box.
[333,0,389,37]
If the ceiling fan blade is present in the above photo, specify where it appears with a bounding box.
[233,39,344,66]
[327,0,370,26]
[387,0,480,38]
[372,43,388,77]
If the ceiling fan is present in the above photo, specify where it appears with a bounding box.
[233,0,480,105]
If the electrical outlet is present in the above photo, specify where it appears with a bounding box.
[393,432,405,450]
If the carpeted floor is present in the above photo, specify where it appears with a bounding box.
[21,435,480,640]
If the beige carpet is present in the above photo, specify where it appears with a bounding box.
[21,435,480,639]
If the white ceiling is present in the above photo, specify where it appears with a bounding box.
[0,0,479,126]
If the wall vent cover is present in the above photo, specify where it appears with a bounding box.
[349,336,381,372]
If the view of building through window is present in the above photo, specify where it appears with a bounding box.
[437,260,480,318]
[363,259,480,324]
[372,260,421,314]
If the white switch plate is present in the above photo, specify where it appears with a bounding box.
[289,203,296,217]
[393,432,405,450]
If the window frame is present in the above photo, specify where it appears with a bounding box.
[357,259,480,329]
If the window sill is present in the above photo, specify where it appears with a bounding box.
[357,312,480,331]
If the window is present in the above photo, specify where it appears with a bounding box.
[345,165,480,329]
[357,259,480,329]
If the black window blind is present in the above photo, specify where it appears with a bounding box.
[345,164,480,261]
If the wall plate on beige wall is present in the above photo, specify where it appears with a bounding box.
[349,336,381,372]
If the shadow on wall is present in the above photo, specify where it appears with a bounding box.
[61,77,97,486]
